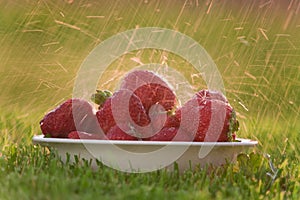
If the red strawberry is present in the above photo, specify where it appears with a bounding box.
[106,125,138,140]
[145,127,192,141]
[164,114,180,128]
[175,90,238,142]
[96,89,150,134]
[147,104,168,135]
[40,99,101,138]
[68,131,105,140]
[120,70,177,113]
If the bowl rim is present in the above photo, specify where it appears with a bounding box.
[32,134,258,147]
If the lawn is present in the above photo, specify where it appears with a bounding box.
[0,0,299,199]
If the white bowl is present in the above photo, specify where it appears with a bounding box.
[32,135,257,173]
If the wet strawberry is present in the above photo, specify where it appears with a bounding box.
[164,114,180,128]
[145,127,192,141]
[147,104,168,135]
[68,131,105,140]
[120,70,177,113]
[175,90,238,142]
[40,99,101,138]
[106,125,138,140]
[96,89,150,134]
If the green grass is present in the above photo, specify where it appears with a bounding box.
[0,0,299,199]
[0,112,299,200]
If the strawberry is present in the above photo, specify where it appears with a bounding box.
[164,114,180,128]
[106,125,138,140]
[119,70,177,113]
[40,99,101,138]
[68,131,105,140]
[145,127,193,141]
[175,90,238,142]
[147,104,168,135]
[96,89,150,134]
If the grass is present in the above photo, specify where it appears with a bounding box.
[0,109,299,199]
[0,0,299,199]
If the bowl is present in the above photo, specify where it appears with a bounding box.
[32,135,257,173]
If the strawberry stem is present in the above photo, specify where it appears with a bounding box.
[91,90,112,107]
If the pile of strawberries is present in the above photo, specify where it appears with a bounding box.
[40,70,239,142]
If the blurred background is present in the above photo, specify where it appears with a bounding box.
[0,0,299,145]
